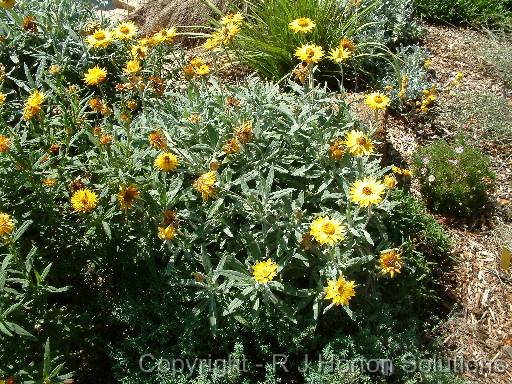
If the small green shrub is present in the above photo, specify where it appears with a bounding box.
[414,0,512,26]
[413,137,496,217]
[444,91,512,145]
[475,32,512,89]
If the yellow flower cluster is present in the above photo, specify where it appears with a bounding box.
[289,17,316,34]
[379,249,404,278]
[0,135,10,152]
[71,189,98,213]
[223,122,253,155]
[124,59,141,74]
[0,212,14,237]
[392,165,413,177]
[23,90,45,120]
[203,12,243,50]
[290,17,356,68]
[149,130,167,150]
[86,22,142,49]
[364,92,390,110]
[309,217,345,246]
[117,185,140,211]
[83,65,107,86]
[154,152,179,172]
[183,57,210,79]
[329,38,356,64]
[324,275,356,306]
[193,171,217,201]
[158,210,179,241]
[252,258,278,284]
[416,86,437,113]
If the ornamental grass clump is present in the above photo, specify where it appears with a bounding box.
[413,136,495,217]
[201,0,424,89]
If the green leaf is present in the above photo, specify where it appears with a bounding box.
[25,246,37,273]
[208,296,218,336]
[102,221,112,240]
[0,321,13,337]
[43,338,51,376]
[220,270,252,283]
[207,124,219,147]
[49,363,66,378]
[265,165,275,193]
[6,321,36,340]
[343,305,354,320]
[200,245,213,274]
[13,220,32,242]
[40,263,53,283]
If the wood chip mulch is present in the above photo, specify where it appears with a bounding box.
[389,24,512,384]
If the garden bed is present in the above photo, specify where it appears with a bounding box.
[0,0,510,383]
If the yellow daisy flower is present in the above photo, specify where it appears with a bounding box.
[309,216,345,246]
[384,174,397,189]
[86,28,112,49]
[392,166,413,177]
[42,178,56,187]
[151,27,177,44]
[203,35,222,50]
[349,177,386,208]
[207,24,240,47]
[344,130,374,157]
[154,152,179,172]
[0,212,14,236]
[149,130,167,150]
[193,64,210,77]
[0,92,7,105]
[220,12,244,25]
[252,258,278,284]
[401,168,413,177]
[329,139,345,160]
[124,59,141,74]
[71,188,98,213]
[117,184,139,211]
[193,171,217,201]
[112,21,138,40]
[379,249,404,278]
[288,17,316,34]
[329,47,352,64]
[130,44,149,59]
[294,43,324,64]
[0,0,15,9]
[23,89,45,120]
[364,92,390,110]
[158,224,176,240]
[324,275,356,306]
[223,138,240,154]
[234,122,253,144]
[339,38,356,54]
[83,65,107,86]
[0,135,10,152]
